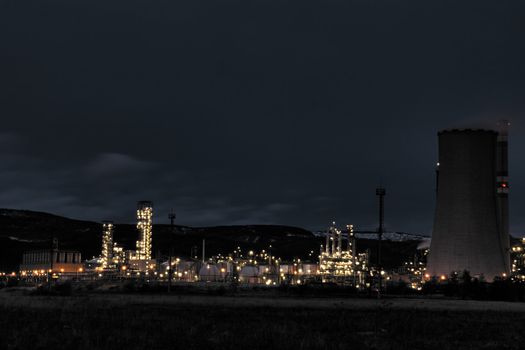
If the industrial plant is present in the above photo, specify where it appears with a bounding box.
[91,217,372,287]
[6,121,525,293]
[318,223,369,287]
[13,200,378,287]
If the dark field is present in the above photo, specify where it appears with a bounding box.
[1,292,525,350]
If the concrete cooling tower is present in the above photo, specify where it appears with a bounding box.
[427,127,510,281]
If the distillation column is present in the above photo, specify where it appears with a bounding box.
[101,221,114,269]
[136,201,153,260]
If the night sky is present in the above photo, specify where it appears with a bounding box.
[1,0,524,235]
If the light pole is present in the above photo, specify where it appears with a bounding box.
[376,187,386,298]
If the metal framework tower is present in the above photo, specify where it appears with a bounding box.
[496,120,511,273]
[101,221,114,269]
[136,201,153,260]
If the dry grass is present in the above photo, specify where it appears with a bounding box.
[1,291,525,349]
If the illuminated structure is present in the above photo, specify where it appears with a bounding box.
[510,238,525,280]
[20,250,83,277]
[97,220,126,271]
[427,127,511,281]
[396,245,429,291]
[135,201,153,261]
[319,223,368,286]
[101,221,114,269]
[112,244,125,266]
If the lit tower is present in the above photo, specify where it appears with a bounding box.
[101,221,114,269]
[136,201,153,260]
[347,224,356,258]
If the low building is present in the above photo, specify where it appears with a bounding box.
[199,264,221,282]
[127,259,156,272]
[239,265,260,284]
[20,250,83,276]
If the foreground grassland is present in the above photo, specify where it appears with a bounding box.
[1,292,525,349]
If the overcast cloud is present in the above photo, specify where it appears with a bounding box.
[1,0,525,234]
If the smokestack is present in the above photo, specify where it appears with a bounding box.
[427,129,510,280]
[337,227,342,255]
[325,227,330,254]
[331,222,337,256]
[202,239,206,263]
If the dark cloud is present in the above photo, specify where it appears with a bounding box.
[85,153,156,177]
[0,0,525,234]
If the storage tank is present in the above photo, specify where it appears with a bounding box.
[427,129,510,281]
[199,264,221,282]
[239,265,260,284]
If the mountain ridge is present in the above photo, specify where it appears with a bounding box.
[0,209,422,272]
[0,208,317,270]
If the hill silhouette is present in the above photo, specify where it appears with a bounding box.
[0,209,421,272]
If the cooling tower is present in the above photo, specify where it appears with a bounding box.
[427,129,510,281]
